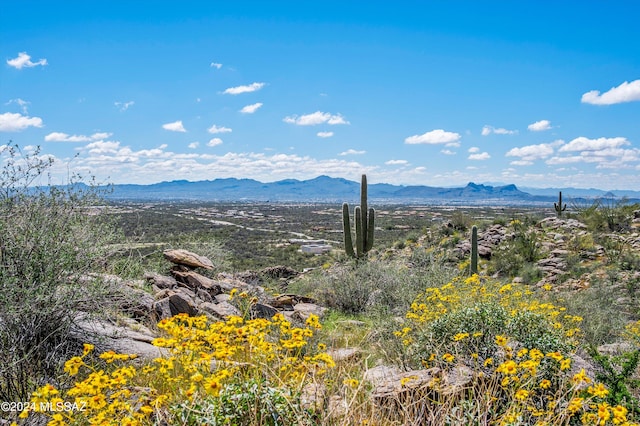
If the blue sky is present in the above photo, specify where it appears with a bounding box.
[2,1,640,189]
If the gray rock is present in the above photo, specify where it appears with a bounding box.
[251,303,278,319]
[144,272,178,289]
[199,301,241,319]
[163,249,214,270]
[293,302,327,321]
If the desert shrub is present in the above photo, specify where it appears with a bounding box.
[396,275,579,370]
[300,256,456,317]
[385,275,639,425]
[449,211,472,231]
[19,313,332,425]
[0,144,116,401]
[555,277,628,346]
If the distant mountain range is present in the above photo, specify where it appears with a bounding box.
[104,176,640,205]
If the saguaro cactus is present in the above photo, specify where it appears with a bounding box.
[343,174,375,259]
[470,225,478,274]
[554,191,567,217]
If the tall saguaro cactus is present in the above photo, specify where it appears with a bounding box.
[343,174,375,259]
[470,225,478,274]
[554,191,567,217]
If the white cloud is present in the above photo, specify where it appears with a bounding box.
[510,160,534,166]
[188,142,200,149]
[468,147,480,153]
[162,120,186,132]
[385,159,408,165]
[0,112,43,131]
[6,98,30,113]
[222,82,265,95]
[210,62,222,69]
[45,131,112,142]
[528,120,552,132]
[505,143,556,161]
[207,138,223,147]
[115,101,134,111]
[581,80,640,105]
[7,52,48,69]
[481,125,517,136]
[283,111,350,126]
[239,102,263,114]
[440,149,457,155]
[559,136,629,152]
[405,129,461,145]
[317,131,334,138]
[547,137,640,169]
[208,124,232,134]
[468,152,491,160]
[339,149,365,156]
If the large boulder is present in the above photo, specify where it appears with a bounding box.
[163,249,214,270]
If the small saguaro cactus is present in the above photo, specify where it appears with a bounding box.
[342,174,375,259]
[470,225,478,274]
[554,191,567,217]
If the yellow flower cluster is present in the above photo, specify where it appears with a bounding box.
[19,312,334,425]
[397,275,637,425]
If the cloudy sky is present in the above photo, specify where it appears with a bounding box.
[2,1,640,189]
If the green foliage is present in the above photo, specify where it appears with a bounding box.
[557,278,627,346]
[292,257,456,317]
[573,196,639,232]
[588,346,640,415]
[449,211,472,231]
[0,144,116,401]
[342,174,375,259]
[173,378,315,425]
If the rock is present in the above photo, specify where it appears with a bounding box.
[153,293,197,319]
[199,301,241,319]
[153,297,173,320]
[72,315,166,361]
[114,284,155,319]
[196,288,214,303]
[372,367,441,406]
[326,347,360,362]
[169,293,197,316]
[251,303,278,319]
[144,272,178,289]
[293,302,327,321]
[597,342,635,356]
[163,249,214,270]
[363,365,403,386]
[215,293,232,303]
[171,270,221,296]
[301,382,326,411]
[327,395,348,421]
[261,265,299,279]
[440,366,474,395]
[270,294,318,309]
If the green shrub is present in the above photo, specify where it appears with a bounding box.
[0,144,116,401]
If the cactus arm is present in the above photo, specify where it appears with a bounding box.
[365,207,375,251]
[342,202,356,258]
[470,225,478,274]
[355,206,364,258]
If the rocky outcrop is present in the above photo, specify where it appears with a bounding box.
[456,224,509,259]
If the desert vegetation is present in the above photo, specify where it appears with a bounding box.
[5,145,640,425]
